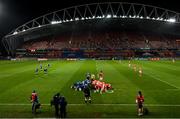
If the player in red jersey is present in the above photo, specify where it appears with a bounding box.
[30,90,40,114]
[138,67,143,77]
[100,82,106,94]
[128,61,131,67]
[98,70,104,80]
[105,83,112,90]
[133,64,137,72]
[136,91,144,116]
[95,80,102,92]
[172,58,175,63]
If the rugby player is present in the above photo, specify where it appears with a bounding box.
[83,86,91,103]
[30,90,40,114]
[35,68,38,74]
[98,70,104,80]
[133,64,137,72]
[172,58,175,63]
[139,67,143,77]
[40,64,42,70]
[128,61,131,67]
[136,91,144,116]
[44,67,48,74]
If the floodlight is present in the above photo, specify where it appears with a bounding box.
[51,21,58,24]
[106,14,111,18]
[113,15,117,18]
[75,18,79,20]
[13,31,18,35]
[167,18,176,23]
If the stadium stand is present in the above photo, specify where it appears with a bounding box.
[22,32,179,50]
[17,32,179,58]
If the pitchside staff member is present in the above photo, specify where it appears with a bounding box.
[53,93,61,117]
[136,91,144,116]
[59,96,67,118]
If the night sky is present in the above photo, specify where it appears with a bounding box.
[0,0,180,54]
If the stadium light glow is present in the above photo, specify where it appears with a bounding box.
[51,21,58,24]
[38,25,41,27]
[13,31,18,35]
[160,18,163,21]
[75,18,79,21]
[140,16,143,19]
[51,20,62,24]
[113,15,117,18]
[167,18,176,23]
[81,17,85,20]
[106,14,112,18]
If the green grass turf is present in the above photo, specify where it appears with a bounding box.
[0,60,180,118]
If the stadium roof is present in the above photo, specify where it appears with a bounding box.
[2,2,180,56]
[4,2,180,36]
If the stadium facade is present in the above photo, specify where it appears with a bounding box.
[2,2,180,58]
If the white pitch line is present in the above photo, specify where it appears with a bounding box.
[166,89,180,91]
[95,60,99,72]
[144,72,180,89]
[1,103,180,107]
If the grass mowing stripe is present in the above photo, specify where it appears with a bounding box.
[110,60,171,104]
[141,63,180,88]
[0,61,83,103]
[60,60,97,103]
[120,60,178,89]
[103,60,157,104]
[143,72,179,89]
